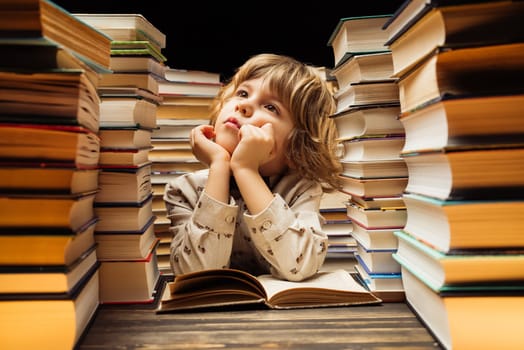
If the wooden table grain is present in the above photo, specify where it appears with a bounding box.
[77,302,441,350]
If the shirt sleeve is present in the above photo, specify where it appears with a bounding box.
[243,179,328,282]
[164,171,238,275]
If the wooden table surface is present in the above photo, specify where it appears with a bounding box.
[77,301,441,349]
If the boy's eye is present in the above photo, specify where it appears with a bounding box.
[265,104,278,113]
[235,89,248,97]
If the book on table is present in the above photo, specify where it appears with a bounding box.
[0,164,99,195]
[399,93,524,153]
[331,51,395,88]
[0,0,112,71]
[0,263,100,350]
[401,192,524,252]
[98,240,161,304]
[327,15,392,68]
[0,70,101,133]
[386,0,524,77]
[0,124,100,168]
[396,42,524,113]
[156,268,382,313]
[73,13,166,53]
[393,229,524,292]
[0,216,97,266]
[333,80,400,113]
[353,261,404,303]
[100,96,158,130]
[331,103,403,141]
[400,266,524,350]
[402,146,524,200]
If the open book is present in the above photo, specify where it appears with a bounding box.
[156,268,382,313]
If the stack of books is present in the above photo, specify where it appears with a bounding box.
[0,0,112,348]
[384,1,524,348]
[76,12,162,305]
[150,68,221,274]
[327,14,406,302]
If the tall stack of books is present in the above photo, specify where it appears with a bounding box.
[150,67,221,274]
[327,14,406,302]
[0,0,112,348]
[75,13,162,305]
[384,1,524,348]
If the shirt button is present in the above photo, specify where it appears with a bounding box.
[225,215,235,224]
[262,220,272,229]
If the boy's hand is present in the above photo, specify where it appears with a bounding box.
[190,124,230,166]
[231,123,275,171]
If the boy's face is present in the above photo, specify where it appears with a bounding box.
[214,77,295,176]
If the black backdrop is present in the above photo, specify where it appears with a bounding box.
[54,0,405,81]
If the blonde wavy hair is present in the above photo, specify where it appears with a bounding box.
[209,53,342,191]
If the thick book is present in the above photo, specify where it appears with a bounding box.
[94,195,154,233]
[331,51,395,87]
[355,244,401,274]
[0,263,100,349]
[397,43,524,113]
[156,268,382,312]
[387,0,524,76]
[109,56,166,77]
[346,200,407,229]
[0,123,100,168]
[73,13,166,52]
[353,263,405,303]
[98,241,161,304]
[0,0,112,70]
[0,244,98,294]
[0,70,100,133]
[156,78,222,98]
[95,215,157,260]
[339,136,405,162]
[340,159,408,179]
[95,164,152,204]
[393,230,524,291]
[100,97,158,130]
[334,80,399,113]
[327,15,392,67]
[99,72,161,95]
[98,147,152,168]
[401,192,524,252]
[163,67,221,84]
[401,266,524,350]
[399,94,524,153]
[0,216,97,266]
[402,146,524,200]
[331,103,403,141]
[99,127,152,149]
[156,103,213,120]
[351,220,400,251]
[339,175,408,199]
[0,192,96,232]
[0,165,99,195]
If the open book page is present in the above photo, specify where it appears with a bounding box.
[257,269,382,308]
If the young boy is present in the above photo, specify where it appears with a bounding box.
[164,53,341,281]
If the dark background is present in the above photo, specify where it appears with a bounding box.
[55,0,405,81]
